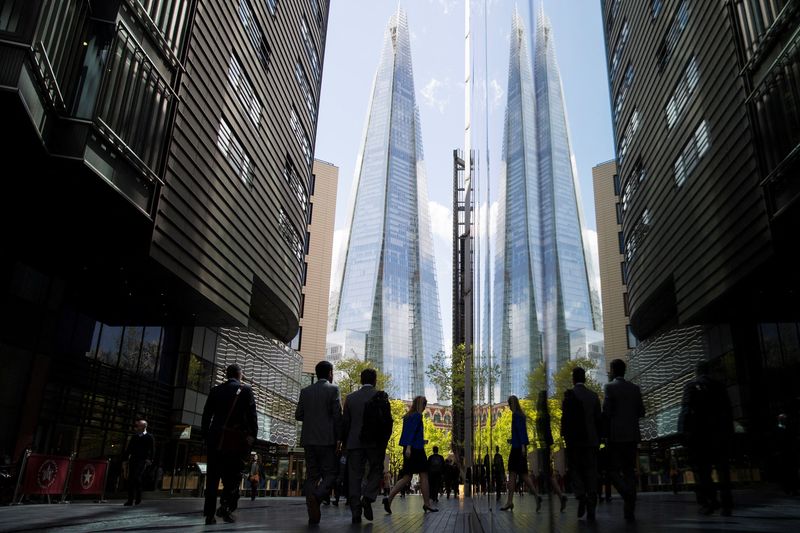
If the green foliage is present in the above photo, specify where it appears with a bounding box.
[526,358,603,402]
[335,358,392,403]
[383,399,452,474]
[426,347,463,407]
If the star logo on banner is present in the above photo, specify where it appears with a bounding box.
[81,464,96,489]
[37,460,58,489]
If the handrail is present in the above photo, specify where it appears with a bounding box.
[30,40,65,111]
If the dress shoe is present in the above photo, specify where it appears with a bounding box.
[134,499,141,505]
[221,511,235,524]
[560,495,568,512]
[123,501,133,506]
[423,505,439,512]
[536,495,542,512]
[204,516,216,525]
[500,503,514,511]
[352,516,362,524]
[362,497,374,521]
[382,497,392,514]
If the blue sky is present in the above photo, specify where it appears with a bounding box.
[315,1,615,353]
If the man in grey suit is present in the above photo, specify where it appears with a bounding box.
[562,367,602,522]
[342,368,384,523]
[295,361,342,525]
[603,358,645,522]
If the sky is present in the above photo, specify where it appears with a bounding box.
[315,0,615,354]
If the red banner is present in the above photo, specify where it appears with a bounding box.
[22,454,71,495]
[69,459,108,495]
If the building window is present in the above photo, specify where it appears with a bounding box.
[290,327,302,351]
[618,109,639,167]
[614,63,634,123]
[610,19,629,80]
[301,16,320,84]
[606,0,622,33]
[302,261,308,285]
[238,0,270,70]
[627,325,638,349]
[279,207,304,263]
[290,106,312,167]
[616,202,623,224]
[309,172,316,195]
[305,231,311,255]
[622,158,645,212]
[666,56,699,128]
[653,0,662,17]
[295,59,316,117]
[613,173,620,196]
[623,292,630,316]
[674,120,710,186]
[300,293,305,318]
[228,53,262,127]
[307,202,314,225]
[618,231,625,255]
[656,0,689,73]
[310,0,323,27]
[267,0,277,16]
[284,156,309,215]
[621,261,628,285]
[217,118,253,185]
[625,207,651,263]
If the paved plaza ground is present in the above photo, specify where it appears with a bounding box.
[0,490,798,532]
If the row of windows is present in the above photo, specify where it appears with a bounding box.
[618,109,639,166]
[290,106,312,167]
[610,19,630,80]
[279,207,305,263]
[301,16,321,84]
[217,118,253,185]
[614,63,634,123]
[624,208,651,263]
[656,0,689,73]
[666,55,699,129]
[238,0,271,70]
[284,157,309,215]
[228,53,262,127]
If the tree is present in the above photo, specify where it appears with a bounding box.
[526,358,603,402]
[386,399,408,476]
[426,348,462,407]
[335,358,392,404]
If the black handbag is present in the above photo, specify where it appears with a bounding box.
[218,386,252,455]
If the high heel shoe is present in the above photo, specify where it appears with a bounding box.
[536,496,542,512]
[500,503,514,511]
[423,505,439,513]
[382,497,392,515]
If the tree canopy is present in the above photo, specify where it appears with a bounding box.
[335,358,392,403]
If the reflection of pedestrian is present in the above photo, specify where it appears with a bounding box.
[536,391,567,512]
[597,445,612,502]
[427,446,445,502]
[248,455,260,501]
[777,414,799,496]
[669,451,679,495]
[678,361,733,516]
[562,367,602,522]
[603,358,645,522]
[492,446,505,501]
[500,396,542,512]
[295,361,342,525]
[123,419,154,506]
[201,364,258,525]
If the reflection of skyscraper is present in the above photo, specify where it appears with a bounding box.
[495,8,601,398]
[329,9,443,401]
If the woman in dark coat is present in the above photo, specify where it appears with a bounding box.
[501,395,542,511]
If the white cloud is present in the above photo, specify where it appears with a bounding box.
[420,78,450,114]
[429,0,457,15]
[490,79,504,109]
[583,228,601,294]
[428,200,452,241]
[329,228,346,287]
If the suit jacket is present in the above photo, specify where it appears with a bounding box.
[398,412,425,449]
[126,432,154,462]
[342,384,378,450]
[510,412,529,448]
[562,383,602,447]
[678,375,733,447]
[603,377,645,443]
[295,379,342,446]
[201,378,259,443]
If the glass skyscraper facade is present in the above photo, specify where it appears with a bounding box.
[494,8,601,398]
[329,9,443,401]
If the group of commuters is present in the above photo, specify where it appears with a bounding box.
[197,357,735,526]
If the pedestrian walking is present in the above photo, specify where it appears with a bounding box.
[562,367,602,522]
[123,418,154,506]
[383,396,438,513]
[427,446,445,502]
[201,364,258,525]
[342,368,392,523]
[248,455,260,501]
[602,358,645,522]
[678,361,733,516]
[492,446,505,501]
[482,449,491,495]
[294,361,342,525]
[500,395,542,512]
[535,390,567,512]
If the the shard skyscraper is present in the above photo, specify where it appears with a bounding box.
[495,7,602,398]
[329,9,443,401]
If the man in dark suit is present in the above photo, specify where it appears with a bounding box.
[123,418,154,506]
[603,358,645,522]
[428,446,445,503]
[342,368,384,523]
[678,361,733,516]
[295,360,342,525]
[492,446,505,501]
[562,367,602,522]
[201,364,258,525]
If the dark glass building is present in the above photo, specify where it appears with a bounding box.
[0,0,328,495]
[601,0,800,482]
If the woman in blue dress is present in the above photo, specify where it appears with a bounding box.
[383,396,439,513]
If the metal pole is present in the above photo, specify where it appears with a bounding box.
[463,0,474,500]
[98,458,110,503]
[11,449,31,505]
[60,452,76,503]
